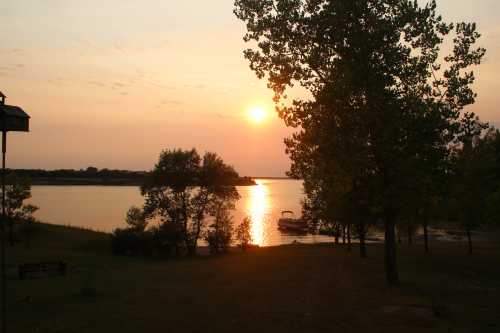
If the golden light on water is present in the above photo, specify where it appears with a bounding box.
[247,180,270,246]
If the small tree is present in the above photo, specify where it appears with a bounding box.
[450,118,494,254]
[125,206,147,233]
[111,206,152,256]
[5,173,38,246]
[205,201,234,255]
[18,205,39,247]
[235,217,252,250]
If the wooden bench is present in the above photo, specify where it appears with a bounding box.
[18,262,67,280]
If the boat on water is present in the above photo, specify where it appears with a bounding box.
[278,211,308,233]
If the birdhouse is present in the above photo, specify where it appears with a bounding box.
[0,92,30,132]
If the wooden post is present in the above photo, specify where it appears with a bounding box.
[1,124,7,333]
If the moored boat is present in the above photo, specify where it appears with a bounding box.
[278,211,308,233]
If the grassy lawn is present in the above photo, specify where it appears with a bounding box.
[5,223,500,333]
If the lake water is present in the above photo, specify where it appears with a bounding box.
[28,179,334,247]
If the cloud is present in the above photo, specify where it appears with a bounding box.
[161,99,183,105]
[155,99,184,110]
[47,77,72,86]
[110,81,131,90]
[0,64,25,73]
[87,80,107,87]
[0,48,24,55]
[183,83,207,90]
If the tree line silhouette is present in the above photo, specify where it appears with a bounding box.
[11,167,255,186]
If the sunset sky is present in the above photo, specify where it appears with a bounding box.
[1,0,499,176]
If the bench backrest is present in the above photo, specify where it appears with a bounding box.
[19,262,67,279]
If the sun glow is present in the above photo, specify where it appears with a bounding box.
[247,106,268,124]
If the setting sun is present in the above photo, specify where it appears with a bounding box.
[247,107,268,124]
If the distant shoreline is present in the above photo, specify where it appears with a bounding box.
[28,177,298,186]
[251,176,295,180]
[11,168,258,186]
[11,168,300,186]
[28,177,257,187]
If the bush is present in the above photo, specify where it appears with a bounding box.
[125,206,147,232]
[235,217,252,250]
[111,229,153,256]
[205,205,234,255]
[205,227,232,255]
[112,221,186,258]
[18,217,41,247]
[151,222,185,257]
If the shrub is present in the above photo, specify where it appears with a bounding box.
[111,228,153,256]
[205,227,233,255]
[235,217,252,250]
[18,217,40,247]
[151,222,185,257]
[205,204,234,255]
[125,206,147,232]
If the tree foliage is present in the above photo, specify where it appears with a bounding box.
[5,173,39,245]
[235,217,253,250]
[113,149,241,257]
[205,200,235,254]
[448,124,498,253]
[235,0,485,283]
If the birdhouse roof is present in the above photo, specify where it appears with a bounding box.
[0,91,5,98]
[1,105,30,118]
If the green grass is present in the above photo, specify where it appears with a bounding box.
[5,223,500,333]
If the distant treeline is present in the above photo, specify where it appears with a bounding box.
[9,167,256,186]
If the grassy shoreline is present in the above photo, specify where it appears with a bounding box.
[6,223,500,332]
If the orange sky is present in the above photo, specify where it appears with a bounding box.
[1,0,499,176]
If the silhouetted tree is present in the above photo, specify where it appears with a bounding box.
[235,0,485,284]
[86,166,98,174]
[205,200,235,255]
[449,116,492,254]
[112,206,152,256]
[125,206,147,233]
[235,217,253,250]
[141,149,240,256]
[485,130,500,227]
[5,173,38,246]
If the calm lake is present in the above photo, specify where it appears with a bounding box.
[28,179,334,247]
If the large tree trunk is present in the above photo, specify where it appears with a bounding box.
[347,224,351,252]
[342,225,346,244]
[423,221,429,253]
[358,220,367,258]
[359,229,367,258]
[467,229,473,255]
[334,224,339,244]
[384,213,399,285]
[8,222,14,246]
[187,241,197,256]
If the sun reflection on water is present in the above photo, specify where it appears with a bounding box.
[247,180,270,246]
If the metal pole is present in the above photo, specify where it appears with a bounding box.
[1,125,6,333]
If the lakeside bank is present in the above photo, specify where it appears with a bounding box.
[6,222,500,333]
